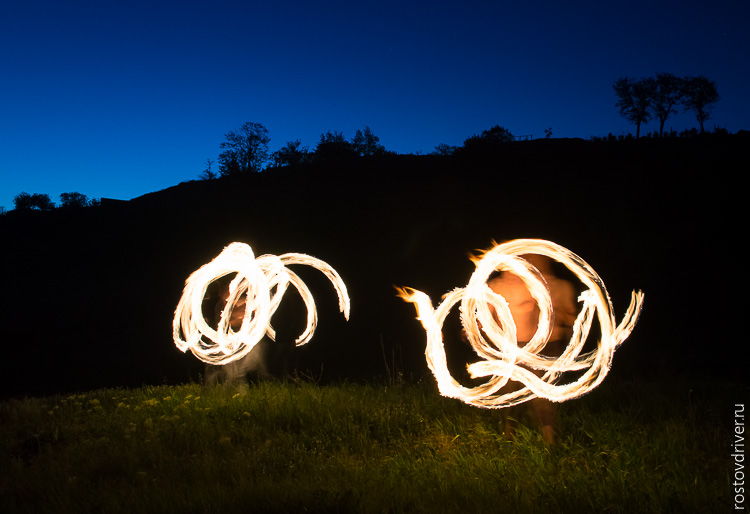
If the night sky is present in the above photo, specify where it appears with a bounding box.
[1,0,748,211]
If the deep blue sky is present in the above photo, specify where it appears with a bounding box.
[1,0,748,211]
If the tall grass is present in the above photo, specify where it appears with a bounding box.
[1,377,741,513]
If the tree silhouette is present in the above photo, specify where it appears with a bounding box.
[613,77,654,138]
[271,140,309,167]
[217,122,270,175]
[13,192,55,211]
[462,125,515,151]
[59,192,90,208]
[651,72,684,136]
[198,159,218,180]
[13,192,33,210]
[351,126,385,156]
[432,143,457,156]
[314,131,357,161]
[682,76,720,133]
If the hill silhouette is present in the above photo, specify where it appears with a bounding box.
[1,134,744,398]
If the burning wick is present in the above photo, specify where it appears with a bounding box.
[173,242,350,365]
[397,239,644,408]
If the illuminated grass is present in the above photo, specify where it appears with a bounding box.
[0,378,738,513]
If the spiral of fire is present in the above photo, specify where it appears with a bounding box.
[173,242,350,365]
[398,239,644,409]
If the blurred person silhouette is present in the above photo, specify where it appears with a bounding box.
[203,275,296,387]
[484,254,577,444]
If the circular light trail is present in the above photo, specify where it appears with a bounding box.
[173,242,350,366]
[397,239,644,408]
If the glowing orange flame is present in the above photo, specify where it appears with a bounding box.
[173,242,350,365]
[397,239,644,408]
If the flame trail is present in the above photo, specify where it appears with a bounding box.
[397,239,643,408]
[173,242,350,365]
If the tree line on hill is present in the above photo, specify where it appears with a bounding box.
[197,71,722,182]
[613,73,719,138]
[8,191,100,213]
[195,123,540,182]
[3,72,725,213]
[199,124,392,178]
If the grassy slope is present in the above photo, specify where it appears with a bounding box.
[1,377,742,513]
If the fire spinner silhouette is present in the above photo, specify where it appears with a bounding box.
[173,242,350,366]
[398,239,643,408]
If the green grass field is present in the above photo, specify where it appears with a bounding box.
[1,376,743,513]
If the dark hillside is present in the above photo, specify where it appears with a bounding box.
[1,134,744,397]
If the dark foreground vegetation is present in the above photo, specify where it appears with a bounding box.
[1,377,743,513]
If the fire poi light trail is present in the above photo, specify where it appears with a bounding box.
[397,239,644,409]
[173,242,350,365]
